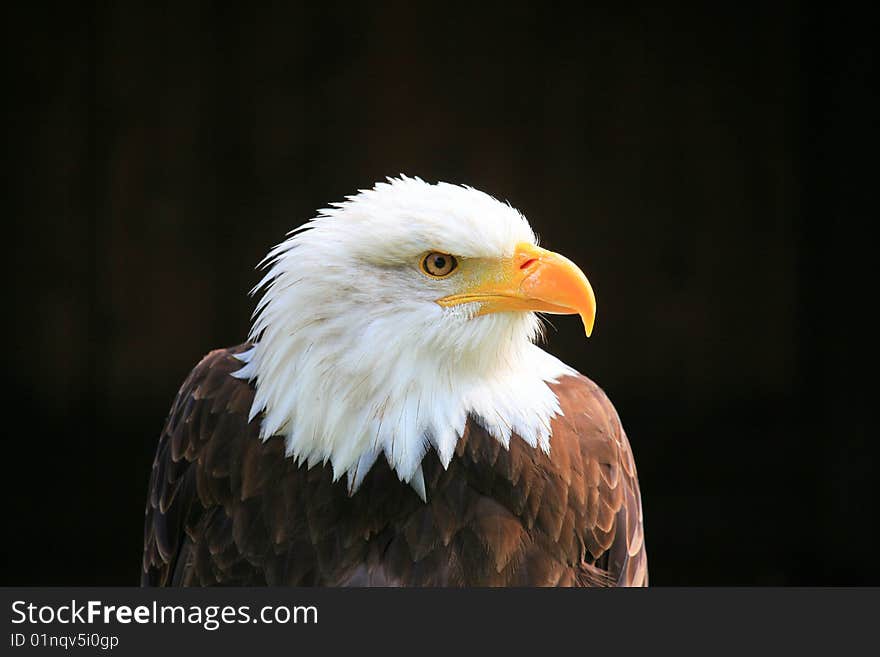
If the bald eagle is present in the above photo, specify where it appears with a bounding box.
[142,177,647,586]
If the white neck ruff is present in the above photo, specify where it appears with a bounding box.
[232,318,575,500]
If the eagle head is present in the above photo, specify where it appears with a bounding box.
[235,177,596,499]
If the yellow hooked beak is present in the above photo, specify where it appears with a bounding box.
[436,242,597,337]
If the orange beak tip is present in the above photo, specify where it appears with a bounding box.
[582,314,595,338]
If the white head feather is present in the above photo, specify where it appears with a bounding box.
[233,176,576,499]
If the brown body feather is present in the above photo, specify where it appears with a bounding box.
[142,344,648,586]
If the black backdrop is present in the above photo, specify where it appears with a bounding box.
[4,2,874,585]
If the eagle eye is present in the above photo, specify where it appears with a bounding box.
[421,252,458,278]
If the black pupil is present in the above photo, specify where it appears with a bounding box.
[433,256,446,270]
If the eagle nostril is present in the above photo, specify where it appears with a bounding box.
[520,258,538,270]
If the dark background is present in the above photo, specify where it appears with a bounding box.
[4,2,874,585]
